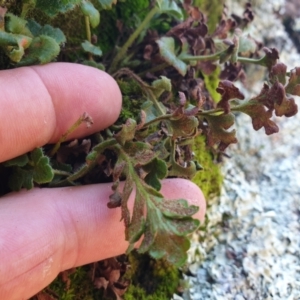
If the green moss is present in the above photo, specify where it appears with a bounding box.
[47,266,103,299]
[203,66,221,103]
[123,252,180,300]
[117,78,147,124]
[94,0,150,55]
[192,135,222,199]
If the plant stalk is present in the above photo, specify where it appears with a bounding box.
[108,6,159,73]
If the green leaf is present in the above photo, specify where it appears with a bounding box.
[168,160,197,178]
[8,167,34,191]
[3,154,29,167]
[27,21,66,44]
[35,0,82,17]
[157,37,188,76]
[0,32,32,62]
[5,13,33,36]
[30,148,54,184]
[151,76,172,98]
[156,0,183,19]
[113,144,199,267]
[80,1,100,28]
[134,185,199,266]
[18,35,60,65]
[143,158,168,190]
[169,115,199,138]
[96,0,117,10]
[122,141,156,166]
[114,118,137,145]
[81,40,102,56]
[238,34,256,54]
[0,31,21,46]
[6,148,54,191]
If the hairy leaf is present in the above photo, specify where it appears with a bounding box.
[80,1,100,28]
[5,13,33,36]
[35,0,82,17]
[168,160,197,178]
[114,118,137,146]
[27,21,66,44]
[205,113,237,150]
[3,154,29,167]
[169,115,199,138]
[81,40,102,56]
[151,76,172,98]
[0,32,32,62]
[6,148,54,191]
[111,144,199,266]
[143,157,168,190]
[18,35,60,65]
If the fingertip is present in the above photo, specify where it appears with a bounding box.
[31,63,123,142]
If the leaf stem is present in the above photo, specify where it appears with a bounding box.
[143,113,173,127]
[180,50,225,62]
[53,169,72,176]
[108,6,159,73]
[84,16,93,61]
[237,56,265,65]
[49,113,93,157]
[85,16,92,42]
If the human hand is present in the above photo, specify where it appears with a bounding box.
[0,63,206,299]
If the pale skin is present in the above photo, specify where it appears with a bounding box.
[0,63,206,299]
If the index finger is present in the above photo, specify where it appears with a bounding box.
[0,63,122,162]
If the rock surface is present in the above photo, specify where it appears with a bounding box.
[175,1,300,299]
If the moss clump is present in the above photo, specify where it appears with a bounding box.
[123,252,180,300]
[117,78,147,124]
[192,135,223,199]
[47,266,103,299]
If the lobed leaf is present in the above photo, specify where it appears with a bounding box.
[18,35,60,65]
[143,157,168,190]
[205,113,237,151]
[286,67,300,96]
[157,37,188,76]
[237,101,279,135]
[5,13,33,36]
[81,40,102,56]
[114,118,137,146]
[6,148,54,191]
[80,1,100,28]
[216,80,245,113]
[27,21,66,44]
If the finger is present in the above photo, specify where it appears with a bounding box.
[0,179,205,299]
[0,63,122,162]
